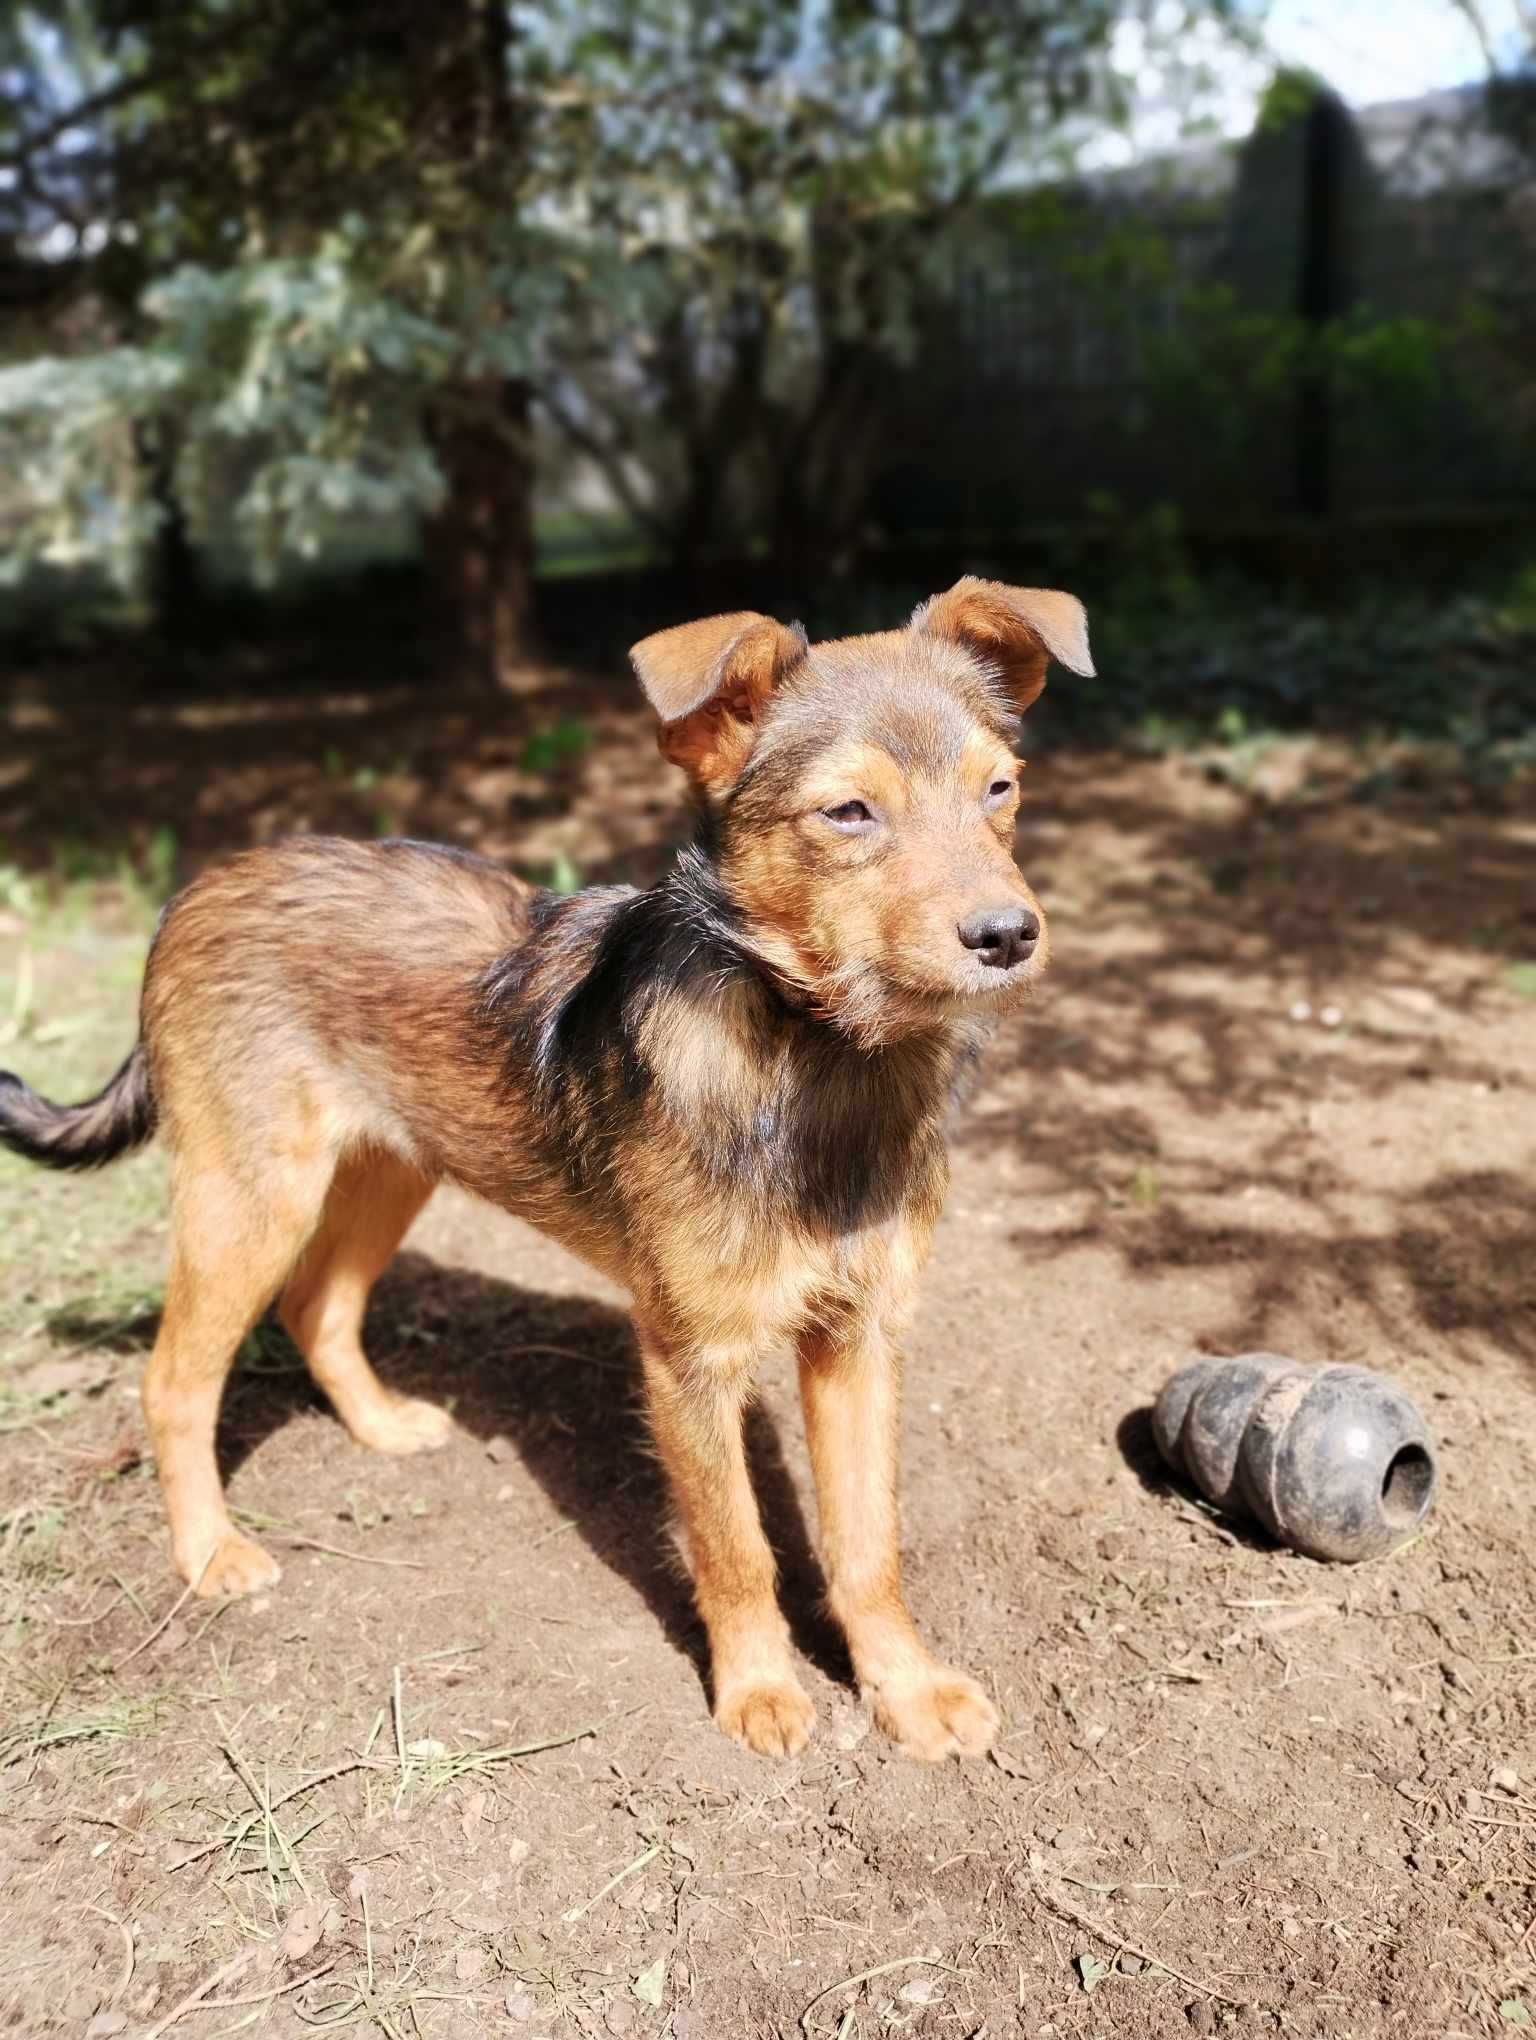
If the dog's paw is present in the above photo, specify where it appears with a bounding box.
[871,1667,998,1762]
[715,1676,816,1759]
[183,1529,283,1600]
[346,1394,454,1456]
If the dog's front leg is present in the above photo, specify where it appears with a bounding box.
[798,1319,999,1760]
[636,1325,815,1758]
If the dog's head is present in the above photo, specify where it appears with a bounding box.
[629,578,1092,1044]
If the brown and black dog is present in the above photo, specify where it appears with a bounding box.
[0,577,1091,1761]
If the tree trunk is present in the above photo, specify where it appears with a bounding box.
[412,0,541,689]
[769,338,891,578]
[134,418,204,650]
[423,377,540,691]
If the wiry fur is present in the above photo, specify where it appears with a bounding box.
[0,1044,156,1168]
[0,578,1090,1763]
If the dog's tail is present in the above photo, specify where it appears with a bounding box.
[0,1043,157,1171]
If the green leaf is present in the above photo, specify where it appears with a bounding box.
[1500,2001,1532,2027]
[1075,1953,1112,1994]
[634,1956,666,2008]
[1505,963,1536,1001]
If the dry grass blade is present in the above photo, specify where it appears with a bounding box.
[561,1841,660,1923]
[798,1955,968,2033]
[115,1547,216,1667]
[169,1757,371,1872]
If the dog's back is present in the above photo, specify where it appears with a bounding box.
[138,836,543,1180]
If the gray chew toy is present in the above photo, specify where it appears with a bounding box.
[1152,1354,1437,1561]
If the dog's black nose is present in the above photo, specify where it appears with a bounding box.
[958,904,1039,969]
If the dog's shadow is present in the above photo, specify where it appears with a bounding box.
[55,1249,852,1697]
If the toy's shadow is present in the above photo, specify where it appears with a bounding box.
[1114,1403,1281,1555]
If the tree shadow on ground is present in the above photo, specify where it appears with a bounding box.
[0,664,683,888]
[48,1252,853,1703]
[953,749,1536,1376]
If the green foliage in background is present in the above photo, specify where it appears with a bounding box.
[0,0,1252,639]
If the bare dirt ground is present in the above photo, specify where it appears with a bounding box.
[1,664,1535,2039]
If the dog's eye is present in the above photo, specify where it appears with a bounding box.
[822,799,874,829]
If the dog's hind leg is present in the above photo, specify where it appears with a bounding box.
[278,1152,448,1455]
[143,1148,333,1598]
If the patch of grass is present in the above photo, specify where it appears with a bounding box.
[0,869,169,1368]
[544,850,583,895]
[521,716,593,774]
[0,1691,163,1769]
[206,1731,327,1904]
[1505,962,1536,1001]
[384,1665,611,1808]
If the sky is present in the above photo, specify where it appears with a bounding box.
[1262,0,1526,105]
[1085,0,1529,168]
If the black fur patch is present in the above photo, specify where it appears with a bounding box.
[0,1045,157,1171]
[478,841,960,1236]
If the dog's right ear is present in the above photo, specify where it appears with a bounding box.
[629,611,808,794]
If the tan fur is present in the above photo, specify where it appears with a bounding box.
[30,580,1090,1762]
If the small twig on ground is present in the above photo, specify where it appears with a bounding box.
[1028,1880,1237,2005]
[200,1958,338,2011]
[82,1901,134,2002]
[141,1948,255,2038]
[25,1673,72,1777]
[798,1955,968,2034]
[271,1532,426,1570]
[391,1664,408,1814]
[360,1874,375,1993]
[234,1510,426,1570]
[37,1584,128,1628]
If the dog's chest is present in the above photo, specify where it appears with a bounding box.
[654,1206,908,1353]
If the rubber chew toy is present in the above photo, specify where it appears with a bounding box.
[1152,1354,1438,1561]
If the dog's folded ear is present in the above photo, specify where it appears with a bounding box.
[911,578,1093,712]
[630,611,809,791]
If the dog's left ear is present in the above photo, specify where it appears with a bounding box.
[912,577,1093,712]
[630,610,808,792]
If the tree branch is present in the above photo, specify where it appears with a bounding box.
[2,65,174,172]
[536,382,671,542]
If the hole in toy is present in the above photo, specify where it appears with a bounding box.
[1380,1444,1433,1527]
